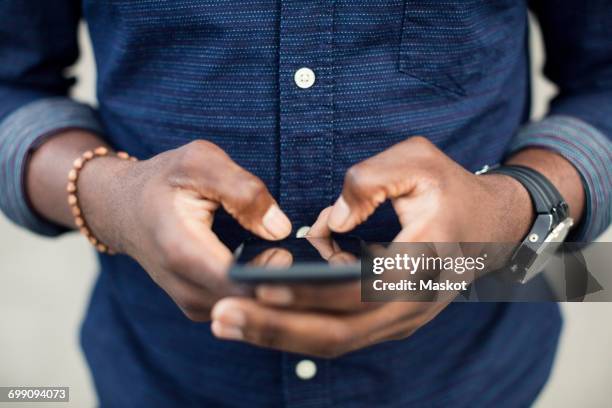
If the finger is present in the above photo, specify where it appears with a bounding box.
[392,220,451,243]
[163,224,235,287]
[306,207,341,260]
[367,242,441,295]
[360,301,445,342]
[150,239,243,323]
[218,173,291,241]
[248,248,293,268]
[392,221,428,243]
[308,206,333,238]
[254,281,374,312]
[390,192,449,243]
[211,297,355,357]
[162,274,221,322]
[247,247,278,267]
[158,193,235,287]
[212,297,351,356]
[376,240,468,303]
[327,149,418,233]
[306,236,337,260]
[327,251,357,265]
[211,297,411,357]
[184,141,292,240]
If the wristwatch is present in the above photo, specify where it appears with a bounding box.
[478,164,574,283]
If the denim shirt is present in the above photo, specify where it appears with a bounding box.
[0,1,610,407]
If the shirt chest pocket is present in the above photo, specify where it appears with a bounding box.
[399,1,522,96]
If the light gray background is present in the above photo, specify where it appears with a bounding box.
[0,19,610,408]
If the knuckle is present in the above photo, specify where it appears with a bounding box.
[345,163,366,185]
[233,176,268,209]
[344,163,371,193]
[243,176,267,199]
[407,135,431,149]
[186,139,218,153]
[408,135,429,145]
[176,140,223,173]
[406,136,438,157]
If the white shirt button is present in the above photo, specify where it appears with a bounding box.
[295,359,317,380]
[294,67,316,89]
[295,225,311,238]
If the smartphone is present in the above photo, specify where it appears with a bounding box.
[229,236,365,283]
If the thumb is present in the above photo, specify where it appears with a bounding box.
[214,173,292,241]
[327,155,393,232]
[221,188,292,241]
[327,162,415,233]
[327,188,387,233]
[259,204,293,240]
[180,140,292,240]
[328,195,355,232]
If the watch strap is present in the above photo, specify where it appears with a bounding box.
[478,164,573,283]
[487,165,569,224]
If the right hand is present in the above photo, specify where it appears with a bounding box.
[78,140,292,321]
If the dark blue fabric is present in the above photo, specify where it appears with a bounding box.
[10,0,612,406]
[83,255,562,408]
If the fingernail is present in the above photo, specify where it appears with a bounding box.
[212,299,246,327]
[211,320,244,340]
[266,249,293,268]
[256,285,293,305]
[263,205,292,239]
[211,300,246,341]
[328,196,351,231]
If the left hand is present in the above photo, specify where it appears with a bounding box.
[211,136,534,357]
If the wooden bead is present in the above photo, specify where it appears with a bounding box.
[94,146,109,156]
[74,216,85,227]
[68,146,123,255]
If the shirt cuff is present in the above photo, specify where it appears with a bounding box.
[0,97,104,236]
[506,115,612,242]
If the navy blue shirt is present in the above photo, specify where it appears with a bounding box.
[1,1,611,407]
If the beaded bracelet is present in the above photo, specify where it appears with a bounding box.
[67,147,137,254]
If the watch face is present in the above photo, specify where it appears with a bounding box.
[522,218,574,283]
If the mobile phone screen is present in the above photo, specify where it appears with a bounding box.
[229,236,364,283]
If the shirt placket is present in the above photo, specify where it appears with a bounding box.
[278,0,335,228]
[282,354,332,408]
[278,1,335,407]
